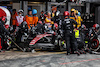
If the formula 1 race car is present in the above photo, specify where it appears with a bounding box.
[28,22,66,51]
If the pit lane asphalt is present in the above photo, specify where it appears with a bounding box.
[0,51,100,67]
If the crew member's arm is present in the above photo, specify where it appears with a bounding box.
[34,17,39,26]
[45,17,51,23]
[74,12,78,19]
[71,19,77,28]
[25,15,31,29]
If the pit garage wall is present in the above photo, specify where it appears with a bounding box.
[12,1,45,17]
[12,3,20,12]
[28,3,45,17]
[95,6,100,25]
[68,2,85,13]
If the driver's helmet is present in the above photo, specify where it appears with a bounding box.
[93,24,100,31]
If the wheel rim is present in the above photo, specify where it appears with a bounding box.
[91,39,99,49]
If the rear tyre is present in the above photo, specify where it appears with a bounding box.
[90,39,100,52]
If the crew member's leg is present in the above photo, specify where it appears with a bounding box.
[71,34,80,55]
[65,34,71,55]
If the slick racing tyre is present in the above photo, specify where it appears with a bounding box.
[91,39,99,49]
[90,39,100,52]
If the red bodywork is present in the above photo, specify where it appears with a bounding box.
[0,8,9,29]
[54,23,58,30]
[0,38,2,49]
[4,25,9,29]
[0,8,6,17]
[0,8,7,49]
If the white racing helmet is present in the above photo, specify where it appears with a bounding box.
[18,9,23,13]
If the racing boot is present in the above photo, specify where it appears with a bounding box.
[66,50,71,55]
[78,50,83,54]
[7,45,13,50]
[74,51,80,56]
[0,49,5,52]
[85,48,92,54]
[82,49,86,54]
[78,49,86,54]
[66,52,71,55]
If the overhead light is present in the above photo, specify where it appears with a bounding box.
[28,2,43,4]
